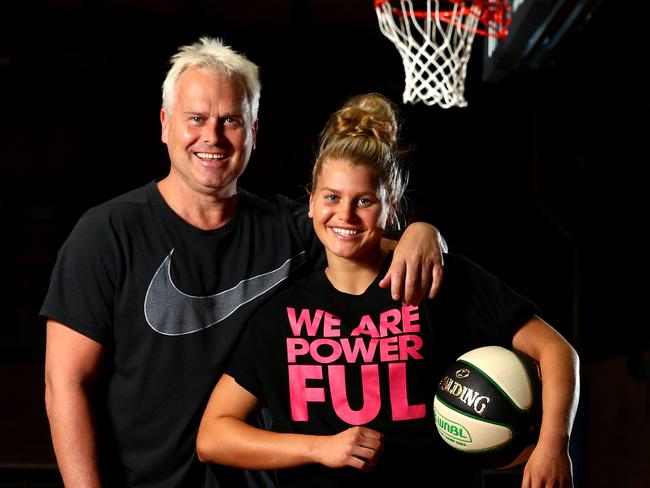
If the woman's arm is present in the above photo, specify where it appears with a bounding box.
[512,316,580,488]
[196,375,383,471]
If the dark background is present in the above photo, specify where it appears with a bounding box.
[1,0,648,487]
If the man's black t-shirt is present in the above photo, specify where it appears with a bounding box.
[41,181,325,487]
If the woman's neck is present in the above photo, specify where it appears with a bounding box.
[324,248,388,295]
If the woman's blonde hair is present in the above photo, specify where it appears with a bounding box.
[312,93,408,230]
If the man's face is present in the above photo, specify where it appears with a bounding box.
[161,67,257,197]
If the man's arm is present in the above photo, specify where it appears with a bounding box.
[379,222,448,305]
[45,320,104,488]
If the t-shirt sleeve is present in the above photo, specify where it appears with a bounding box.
[39,210,119,345]
[224,318,265,401]
[441,253,540,347]
[284,197,326,272]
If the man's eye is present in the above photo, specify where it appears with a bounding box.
[191,116,204,123]
[225,117,242,126]
[325,195,339,202]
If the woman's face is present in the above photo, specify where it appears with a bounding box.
[309,159,390,263]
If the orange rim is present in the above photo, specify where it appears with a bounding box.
[375,0,512,38]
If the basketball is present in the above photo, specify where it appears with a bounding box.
[433,345,542,469]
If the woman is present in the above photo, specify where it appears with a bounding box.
[197,93,579,487]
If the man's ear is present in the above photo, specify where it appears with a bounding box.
[252,118,259,150]
[160,108,169,144]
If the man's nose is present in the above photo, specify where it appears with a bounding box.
[202,122,222,145]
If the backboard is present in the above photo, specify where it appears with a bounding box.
[482,0,604,81]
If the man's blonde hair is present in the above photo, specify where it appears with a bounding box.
[162,37,261,119]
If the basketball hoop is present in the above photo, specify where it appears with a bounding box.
[375,0,511,108]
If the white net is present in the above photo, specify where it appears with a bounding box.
[375,0,483,108]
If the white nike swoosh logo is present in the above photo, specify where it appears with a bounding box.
[144,249,307,335]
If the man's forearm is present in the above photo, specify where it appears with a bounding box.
[45,385,102,488]
[379,222,446,304]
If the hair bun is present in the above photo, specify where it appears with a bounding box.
[331,93,398,148]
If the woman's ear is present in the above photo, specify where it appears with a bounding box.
[308,194,314,218]
[386,201,398,228]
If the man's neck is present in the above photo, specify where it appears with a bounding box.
[157,176,238,230]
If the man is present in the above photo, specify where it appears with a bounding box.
[42,37,445,488]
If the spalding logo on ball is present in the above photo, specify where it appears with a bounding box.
[433,345,542,469]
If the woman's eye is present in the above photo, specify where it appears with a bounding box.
[358,198,374,207]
